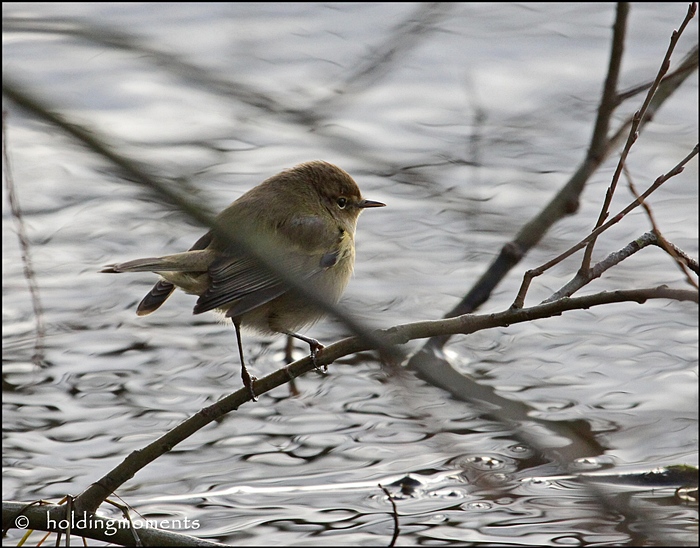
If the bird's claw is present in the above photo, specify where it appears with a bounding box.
[309,341,326,372]
[241,364,257,401]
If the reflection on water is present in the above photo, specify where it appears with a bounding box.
[3,2,697,545]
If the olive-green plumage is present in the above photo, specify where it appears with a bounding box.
[102,160,385,399]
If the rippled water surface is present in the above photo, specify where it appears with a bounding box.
[3,3,698,546]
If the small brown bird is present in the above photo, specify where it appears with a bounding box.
[102,161,385,399]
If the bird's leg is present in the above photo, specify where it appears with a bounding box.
[284,335,300,396]
[233,319,257,401]
[282,331,326,372]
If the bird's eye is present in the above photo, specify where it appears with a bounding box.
[336,197,348,209]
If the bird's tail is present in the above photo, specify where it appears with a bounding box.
[101,250,212,273]
[136,280,176,316]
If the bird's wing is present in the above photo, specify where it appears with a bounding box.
[193,215,342,317]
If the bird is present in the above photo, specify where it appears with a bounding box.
[102,160,385,400]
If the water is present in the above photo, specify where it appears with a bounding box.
[3,3,698,545]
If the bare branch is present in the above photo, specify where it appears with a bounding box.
[655,239,700,274]
[581,2,697,270]
[616,43,699,104]
[74,284,696,513]
[626,168,698,289]
[410,5,698,354]
[511,144,698,309]
[2,111,46,366]
[544,232,685,302]
[587,2,629,165]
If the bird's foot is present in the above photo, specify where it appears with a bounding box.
[241,364,257,401]
[308,340,326,372]
[283,331,327,372]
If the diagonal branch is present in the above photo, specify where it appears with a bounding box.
[2,112,46,366]
[74,284,697,514]
[511,144,698,309]
[626,168,698,289]
[581,2,697,271]
[408,4,698,356]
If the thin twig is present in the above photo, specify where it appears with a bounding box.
[511,144,698,309]
[655,239,699,274]
[378,484,400,547]
[2,111,46,366]
[544,231,659,302]
[413,4,698,350]
[581,2,697,271]
[615,43,699,104]
[625,166,698,289]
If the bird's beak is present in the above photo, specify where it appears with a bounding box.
[357,198,386,208]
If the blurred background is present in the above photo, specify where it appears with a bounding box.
[3,3,698,545]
